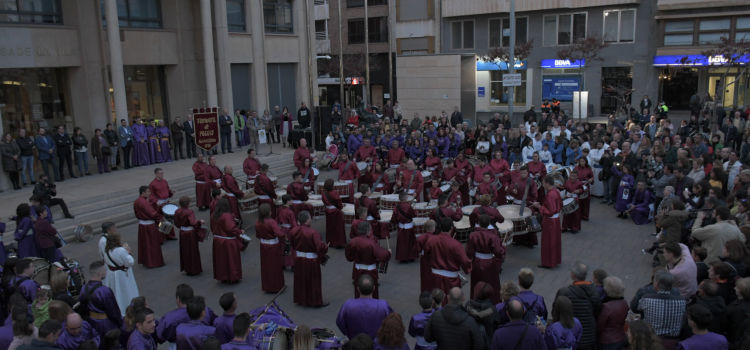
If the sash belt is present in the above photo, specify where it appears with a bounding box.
[261,238,279,245]
[139,220,155,225]
[431,269,459,278]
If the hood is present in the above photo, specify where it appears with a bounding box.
[466,300,495,319]
[697,296,727,314]
[668,210,688,218]
[442,304,470,325]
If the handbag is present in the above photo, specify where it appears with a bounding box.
[102,146,111,156]
[598,170,604,181]
[53,235,63,248]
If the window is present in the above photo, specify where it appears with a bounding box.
[737,17,750,42]
[603,9,635,43]
[451,20,474,49]
[315,19,327,40]
[347,0,387,8]
[489,70,526,107]
[698,18,729,44]
[100,0,161,28]
[227,0,245,32]
[489,17,528,47]
[662,17,749,46]
[348,17,388,44]
[264,0,293,33]
[663,21,693,46]
[543,13,586,46]
[0,0,62,24]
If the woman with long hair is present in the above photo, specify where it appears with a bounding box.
[13,204,39,258]
[120,296,148,345]
[298,157,317,190]
[684,180,710,210]
[72,126,90,176]
[255,203,286,292]
[721,240,749,280]
[375,313,409,350]
[9,305,36,350]
[710,166,728,196]
[627,320,664,350]
[292,325,315,350]
[464,128,477,156]
[410,139,424,167]
[103,231,139,314]
[280,106,293,147]
[736,199,750,227]
[50,268,77,312]
[544,296,582,350]
[436,128,449,158]
[211,198,244,283]
[1,132,21,190]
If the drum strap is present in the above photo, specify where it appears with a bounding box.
[303,167,311,182]
[342,160,352,175]
[13,276,30,296]
[406,171,415,192]
[105,249,128,273]
[84,283,106,312]
[373,172,386,190]
[396,204,412,223]
[324,191,342,210]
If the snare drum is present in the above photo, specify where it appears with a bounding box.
[495,221,515,245]
[380,194,413,210]
[377,262,389,274]
[461,205,481,216]
[454,217,472,242]
[440,184,451,193]
[579,185,590,199]
[269,176,279,188]
[413,202,437,218]
[357,162,368,171]
[497,205,532,235]
[239,191,259,214]
[561,198,579,215]
[273,190,287,205]
[74,225,94,242]
[253,325,290,350]
[158,220,175,234]
[306,200,325,219]
[421,170,433,183]
[308,194,322,201]
[161,204,178,221]
[334,181,351,197]
[342,203,356,225]
[413,217,430,235]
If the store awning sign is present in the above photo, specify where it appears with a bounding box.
[192,107,220,151]
[652,54,750,67]
[541,59,585,68]
[476,60,527,71]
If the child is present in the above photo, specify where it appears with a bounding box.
[350,207,375,242]
[692,246,709,284]
[428,179,442,203]
[32,288,52,328]
[612,165,635,218]
[408,291,438,350]
[593,269,608,300]
[539,143,552,164]
[431,288,445,310]
[562,170,583,234]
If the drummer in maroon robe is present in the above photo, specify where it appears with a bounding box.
[193,154,211,211]
[423,148,442,199]
[508,166,539,248]
[276,195,297,268]
[222,165,245,224]
[469,194,505,232]
[254,164,277,217]
[489,150,511,195]
[391,192,418,262]
[574,157,594,221]
[298,157,317,191]
[286,171,313,218]
[431,194,463,225]
[394,159,424,201]
[293,138,315,170]
[562,170,584,233]
[345,222,392,298]
[471,156,494,188]
[365,161,392,195]
[354,138,377,162]
[527,152,548,201]
[474,172,500,205]
[331,152,360,204]
[289,210,330,307]
[134,186,165,268]
[350,207,376,241]
[415,219,438,293]
[211,199,244,283]
[321,179,347,247]
[466,215,506,304]
[209,189,223,217]
[533,175,563,268]
[255,203,286,293]
[242,148,261,189]
[424,217,472,302]
[148,168,176,242]
[174,196,206,276]
[446,180,465,207]
[455,153,473,201]
[386,140,406,168]
[354,184,383,239]
[206,155,224,191]
[428,178,443,202]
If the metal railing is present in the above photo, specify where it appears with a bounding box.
[316,31,328,40]
[314,0,327,5]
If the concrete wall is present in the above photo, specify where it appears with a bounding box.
[396,55,462,117]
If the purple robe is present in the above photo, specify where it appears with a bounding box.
[146,126,162,163]
[222,340,256,350]
[156,126,173,162]
[543,318,583,350]
[408,311,437,350]
[213,313,236,344]
[0,324,13,350]
[156,307,217,344]
[78,281,123,336]
[176,321,216,350]
[629,189,653,225]
[56,320,101,350]
[374,339,411,350]
[14,217,40,258]
[490,320,545,350]
[516,290,548,321]
[0,222,6,266]
[611,166,634,213]
[132,123,150,166]
[677,332,728,350]
[127,329,157,350]
[8,276,39,303]
[335,298,393,339]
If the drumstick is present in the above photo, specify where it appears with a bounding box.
[386,237,391,250]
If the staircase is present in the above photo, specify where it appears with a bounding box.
[1,153,299,243]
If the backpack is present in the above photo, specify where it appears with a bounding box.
[501,297,539,326]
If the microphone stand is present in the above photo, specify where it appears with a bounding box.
[264,124,280,157]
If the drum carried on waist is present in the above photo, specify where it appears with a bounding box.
[342,203,356,225]
[413,217,430,236]
[561,198,579,215]
[579,184,590,199]
[380,194,413,210]
[354,192,383,208]
[454,216,472,242]
[306,199,325,219]
[158,220,175,234]
[421,170,433,183]
[239,190,259,214]
[497,205,532,235]
[461,205,481,216]
[161,204,178,221]
[413,202,437,218]
[495,221,515,245]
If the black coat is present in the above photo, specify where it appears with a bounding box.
[555,283,601,348]
[696,296,726,334]
[170,122,184,141]
[424,303,485,350]
[103,129,119,149]
[218,114,233,134]
[451,112,464,127]
[53,133,72,155]
[523,109,537,123]
[297,107,311,128]
[183,120,196,138]
[16,136,35,157]
[723,299,750,347]
[466,299,501,347]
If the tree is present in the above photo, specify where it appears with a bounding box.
[478,38,535,69]
[555,33,611,121]
[602,83,635,117]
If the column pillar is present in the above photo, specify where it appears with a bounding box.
[201,0,218,107]
[104,0,127,122]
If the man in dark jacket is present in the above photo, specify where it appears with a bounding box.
[17,319,63,350]
[490,299,544,350]
[555,261,601,349]
[723,277,750,347]
[451,106,464,127]
[424,287,485,350]
[218,109,234,154]
[53,125,76,180]
[170,116,185,160]
[691,280,726,335]
[16,128,36,187]
[297,102,311,128]
[34,174,74,219]
[183,114,197,158]
[523,105,536,124]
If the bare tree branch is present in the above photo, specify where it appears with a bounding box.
[478,38,535,69]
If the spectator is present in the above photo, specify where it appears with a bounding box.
[720,240,748,281]
[55,313,100,350]
[490,299,545,350]
[638,270,686,350]
[692,246,710,284]
[33,206,60,263]
[33,289,52,328]
[90,128,110,174]
[117,119,134,169]
[292,325,315,350]
[678,304,728,349]
[16,319,62,350]
[53,125,75,180]
[554,261,601,349]
[297,102,311,128]
[16,128,36,187]
[543,296,582,350]
[465,282,501,346]
[103,123,119,171]
[182,115,197,159]
[374,313,409,350]
[336,275,393,339]
[690,280,726,335]
[33,175,74,219]
[662,243,698,300]
[218,109,234,154]
[71,127,90,177]
[691,207,745,264]
[516,268,548,321]
[424,287,484,350]
[451,106,464,127]
[1,132,22,190]
[626,320,663,350]
[597,277,628,350]
[710,261,735,306]
[407,291,437,350]
[170,116,185,160]
[9,304,37,350]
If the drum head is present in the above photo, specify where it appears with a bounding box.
[357,162,368,171]
[461,205,480,216]
[440,184,451,192]
[455,217,471,229]
[497,205,531,219]
[29,258,50,286]
[421,171,432,177]
[413,217,429,226]
[495,221,514,234]
[381,194,400,201]
[162,204,178,216]
[308,194,322,201]
[74,225,94,242]
[379,210,393,222]
[413,202,436,210]
[563,198,576,206]
[269,176,278,182]
[342,203,355,215]
[306,200,324,206]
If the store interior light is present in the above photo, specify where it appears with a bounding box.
[2,81,21,85]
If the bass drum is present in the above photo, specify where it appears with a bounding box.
[74,225,94,242]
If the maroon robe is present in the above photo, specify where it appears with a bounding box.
[489,159,511,185]
[562,179,583,232]
[508,175,539,246]
[386,148,406,167]
[345,235,391,298]
[472,165,494,184]
[331,159,361,204]
[209,198,219,217]
[454,159,473,203]
[193,161,211,208]
[423,156,442,198]
[286,182,313,218]
[395,169,424,201]
[256,218,286,292]
[574,166,594,220]
[205,164,224,189]
[475,182,500,204]
[299,166,317,190]
[289,224,329,306]
[354,145,378,162]
[428,187,443,202]
[446,190,465,207]
[469,206,505,232]
[222,174,244,221]
[349,219,376,241]
[361,169,392,194]
[149,178,175,241]
[354,196,382,239]
[212,213,243,282]
[391,202,418,261]
[254,173,277,217]
[174,208,205,275]
[415,231,437,293]
[539,188,563,268]
[276,205,298,267]
[527,161,547,202]
[293,147,311,169]
[243,156,262,187]
[424,232,472,302]
[430,206,463,223]
[466,228,506,304]
[133,196,164,268]
[321,190,347,246]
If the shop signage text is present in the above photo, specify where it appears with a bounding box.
[476,60,527,71]
[192,107,220,151]
[652,54,750,67]
[0,46,78,57]
[540,59,585,68]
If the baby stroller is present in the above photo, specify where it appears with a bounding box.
[322,144,338,170]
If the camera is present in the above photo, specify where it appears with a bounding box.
[688,207,713,220]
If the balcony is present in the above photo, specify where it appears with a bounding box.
[442,0,640,18]
[314,0,329,20]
